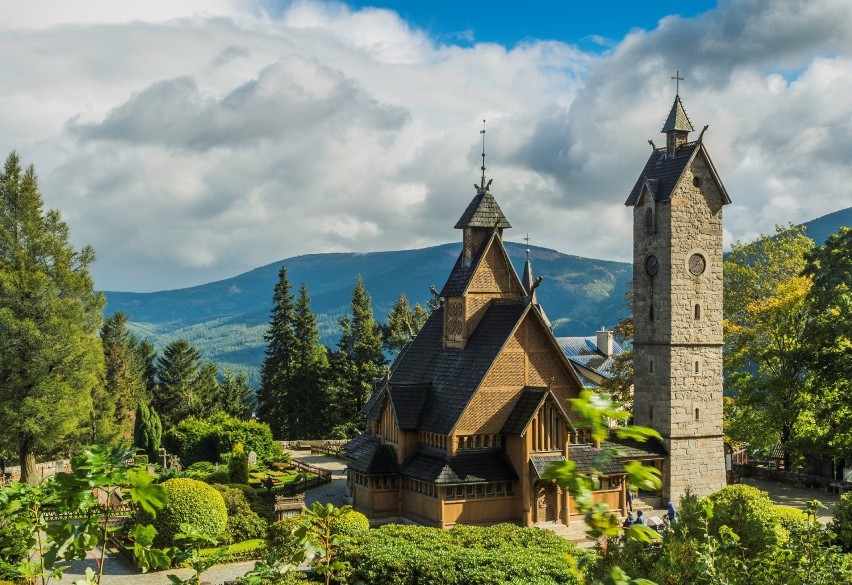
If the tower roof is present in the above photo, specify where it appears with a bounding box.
[454,188,512,229]
[661,94,695,134]
[522,256,537,303]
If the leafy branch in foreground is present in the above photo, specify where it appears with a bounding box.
[542,389,662,585]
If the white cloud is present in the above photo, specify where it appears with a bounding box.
[1,0,851,291]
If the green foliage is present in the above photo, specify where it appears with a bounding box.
[163,413,275,467]
[334,275,386,429]
[137,478,228,547]
[99,311,147,447]
[154,339,222,428]
[162,418,217,467]
[724,224,815,469]
[266,515,309,562]
[381,292,427,355]
[831,491,852,551]
[213,484,268,543]
[0,151,106,483]
[229,443,250,484]
[329,509,369,538]
[705,484,784,553]
[343,522,583,585]
[133,400,162,459]
[219,369,255,420]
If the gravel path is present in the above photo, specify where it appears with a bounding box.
[59,451,348,585]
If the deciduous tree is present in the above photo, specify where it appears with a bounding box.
[724,225,814,469]
[0,152,105,484]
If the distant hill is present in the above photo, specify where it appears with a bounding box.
[104,242,632,385]
[103,206,851,386]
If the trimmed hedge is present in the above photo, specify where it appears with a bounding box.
[267,515,309,562]
[213,484,268,543]
[706,484,785,553]
[162,413,275,467]
[342,523,582,585]
[137,478,228,547]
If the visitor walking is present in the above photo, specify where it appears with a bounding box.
[627,487,634,511]
[667,500,676,525]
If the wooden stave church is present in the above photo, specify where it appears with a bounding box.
[344,173,665,528]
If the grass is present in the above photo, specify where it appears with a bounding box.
[201,538,266,556]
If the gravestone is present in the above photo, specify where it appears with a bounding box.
[248,451,257,467]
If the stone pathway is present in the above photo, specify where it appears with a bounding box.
[58,451,348,585]
[743,477,840,524]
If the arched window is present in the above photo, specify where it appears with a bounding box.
[694,361,700,374]
[649,360,654,373]
[649,406,654,421]
[695,408,700,421]
[644,208,653,232]
[694,304,701,319]
[466,436,473,449]
[483,435,490,448]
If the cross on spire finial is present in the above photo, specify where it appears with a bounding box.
[671,70,684,94]
[523,233,531,259]
[480,119,487,188]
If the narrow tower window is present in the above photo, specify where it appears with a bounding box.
[649,360,654,373]
[694,361,700,374]
[649,406,654,421]
[650,305,654,321]
[694,304,701,319]
[644,208,653,232]
[695,408,700,421]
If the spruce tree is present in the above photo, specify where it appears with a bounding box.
[154,339,204,426]
[335,276,386,426]
[0,152,105,484]
[258,265,297,437]
[382,292,430,355]
[137,338,158,402]
[289,282,330,438]
[219,369,254,420]
[97,311,145,445]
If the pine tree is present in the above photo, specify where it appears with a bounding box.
[219,369,254,420]
[258,265,297,437]
[335,276,386,426]
[0,152,105,484]
[97,311,146,445]
[383,292,430,355]
[154,339,204,426]
[137,338,158,402]
[288,283,330,438]
[133,400,162,458]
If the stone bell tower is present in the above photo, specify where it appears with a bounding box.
[624,82,730,503]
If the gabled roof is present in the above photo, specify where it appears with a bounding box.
[624,142,731,207]
[440,231,524,298]
[661,94,695,133]
[343,433,398,475]
[556,336,624,379]
[501,388,575,436]
[530,454,566,479]
[389,300,529,435]
[388,384,429,429]
[363,382,386,419]
[454,189,512,229]
[400,448,518,484]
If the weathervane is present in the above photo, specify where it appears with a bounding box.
[671,70,684,94]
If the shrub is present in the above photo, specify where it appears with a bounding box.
[228,443,249,484]
[330,509,369,539]
[832,491,852,551]
[267,515,309,562]
[770,505,810,534]
[162,418,217,466]
[343,523,581,584]
[210,413,276,465]
[214,485,268,543]
[134,453,149,466]
[184,461,216,481]
[136,478,228,547]
[706,484,781,553]
[162,413,276,466]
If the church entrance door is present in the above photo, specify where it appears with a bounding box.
[536,482,557,522]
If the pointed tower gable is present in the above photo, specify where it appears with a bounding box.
[661,94,694,133]
[454,190,512,229]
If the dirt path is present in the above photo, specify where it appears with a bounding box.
[743,477,840,524]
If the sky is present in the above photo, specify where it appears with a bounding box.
[2,0,851,292]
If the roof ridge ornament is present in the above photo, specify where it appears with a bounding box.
[473,119,494,195]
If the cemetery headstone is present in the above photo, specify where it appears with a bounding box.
[248,451,257,467]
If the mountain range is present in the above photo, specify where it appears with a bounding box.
[103,207,852,385]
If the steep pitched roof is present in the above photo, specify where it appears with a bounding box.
[344,433,398,475]
[661,94,695,133]
[530,454,566,478]
[389,300,529,435]
[501,388,575,436]
[400,448,518,484]
[454,190,512,229]
[440,231,524,298]
[624,142,732,207]
[388,384,429,429]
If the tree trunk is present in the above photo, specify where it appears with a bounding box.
[19,433,38,485]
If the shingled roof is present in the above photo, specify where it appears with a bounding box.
[568,437,667,475]
[388,300,529,435]
[344,433,398,475]
[501,389,547,435]
[389,384,429,429]
[624,141,732,207]
[556,336,624,379]
[440,232,490,297]
[454,190,512,229]
[661,94,694,133]
[400,448,518,484]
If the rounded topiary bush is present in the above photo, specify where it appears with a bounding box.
[706,484,780,552]
[137,478,228,546]
[267,515,310,561]
[330,509,369,538]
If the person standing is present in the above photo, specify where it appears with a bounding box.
[627,486,634,512]
[667,500,677,525]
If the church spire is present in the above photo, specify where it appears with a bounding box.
[521,234,537,304]
[661,71,694,157]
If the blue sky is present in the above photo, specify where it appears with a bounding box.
[340,0,716,51]
[2,0,851,291]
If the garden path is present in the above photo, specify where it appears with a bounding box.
[744,477,840,524]
[57,450,347,584]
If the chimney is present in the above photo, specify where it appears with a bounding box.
[596,327,614,357]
